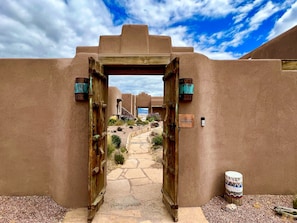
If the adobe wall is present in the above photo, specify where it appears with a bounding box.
[122,94,133,115]
[108,87,122,118]
[0,53,96,207]
[1,24,296,210]
[136,92,151,113]
[241,25,297,59]
[177,53,297,206]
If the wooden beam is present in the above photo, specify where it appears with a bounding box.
[98,55,170,65]
[282,60,297,70]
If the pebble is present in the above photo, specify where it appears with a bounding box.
[222,203,237,212]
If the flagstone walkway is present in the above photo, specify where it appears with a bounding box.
[63,129,208,223]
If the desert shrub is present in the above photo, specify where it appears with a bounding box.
[120,147,127,153]
[136,118,149,126]
[147,113,161,122]
[147,117,155,122]
[108,118,117,126]
[293,195,297,209]
[107,143,115,157]
[114,152,125,164]
[111,135,121,148]
[107,135,116,157]
[152,134,163,146]
[127,119,135,126]
[108,116,125,126]
[114,119,125,126]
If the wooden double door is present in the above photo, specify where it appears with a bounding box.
[87,57,179,222]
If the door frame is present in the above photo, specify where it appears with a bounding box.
[88,55,180,221]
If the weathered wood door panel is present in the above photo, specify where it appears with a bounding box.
[88,57,108,222]
[162,57,179,222]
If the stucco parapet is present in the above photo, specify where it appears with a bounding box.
[148,35,172,53]
[72,52,99,62]
[99,36,121,54]
[76,46,98,54]
[172,47,194,53]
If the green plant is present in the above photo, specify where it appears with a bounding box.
[136,118,149,126]
[114,119,125,126]
[120,147,127,153]
[293,195,297,209]
[152,134,163,146]
[107,135,116,157]
[114,152,125,164]
[147,113,161,122]
[108,118,117,126]
[107,143,116,157]
[127,119,135,126]
[147,117,155,122]
[111,135,121,148]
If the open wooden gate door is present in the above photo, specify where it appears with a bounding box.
[162,57,179,222]
[88,57,108,222]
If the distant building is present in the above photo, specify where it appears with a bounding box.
[108,88,164,120]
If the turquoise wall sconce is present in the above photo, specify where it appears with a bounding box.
[179,78,194,102]
[74,77,89,101]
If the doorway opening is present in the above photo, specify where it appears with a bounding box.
[103,67,166,220]
[88,57,179,222]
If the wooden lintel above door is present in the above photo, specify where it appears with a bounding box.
[104,65,166,75]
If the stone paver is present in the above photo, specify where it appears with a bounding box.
[138,159,155,168]
[143,168,162,183]
[124,168,146,179]
[121,158,138,168]
[108,168,124,180]
[63,128,209,223]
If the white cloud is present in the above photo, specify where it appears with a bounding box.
[0,0,296,94]
[267,1,297,39]
[119,0,237,28]
[216,1,281,51]
[249,1,278,29]
[233,0,264,24]
[0,0,117,58]
[109,75,163,96]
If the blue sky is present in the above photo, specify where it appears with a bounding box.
[1,0,297,96]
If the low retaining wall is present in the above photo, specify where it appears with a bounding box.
[125,126,151,149]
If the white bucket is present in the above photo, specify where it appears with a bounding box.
[225,171,243,198]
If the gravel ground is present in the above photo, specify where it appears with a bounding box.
[202,195,295,223]
[0,196,67,223]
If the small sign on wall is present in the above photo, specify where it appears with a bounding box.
[179,114,195,128]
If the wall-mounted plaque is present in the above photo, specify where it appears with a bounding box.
[179,114,195,128]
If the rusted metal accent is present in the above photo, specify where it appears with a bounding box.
[162,57,179,222]
[75,77,89,101]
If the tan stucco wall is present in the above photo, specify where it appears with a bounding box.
[136,92,151,110]
[0,56,91,207]
[108,87,122,118]
[177,53,297,206]
[122,93,133,115]
[241,25,297,59]
[1,25,296,210]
